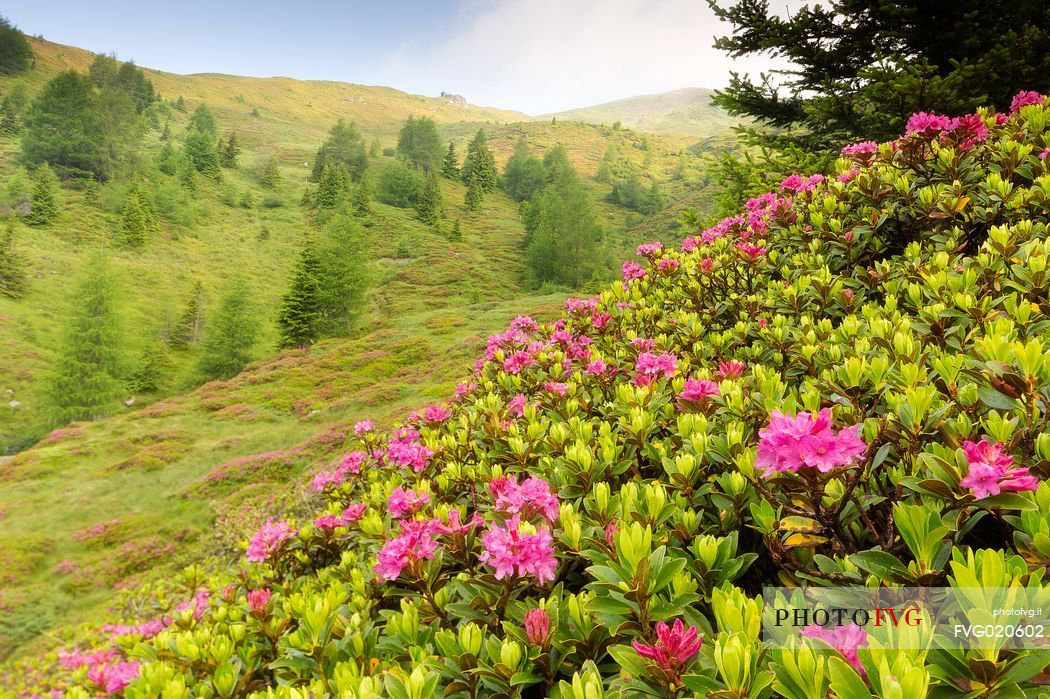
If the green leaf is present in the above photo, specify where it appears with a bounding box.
[977,386,1020,411]
[849,550,909,581]
[828,657,872,699]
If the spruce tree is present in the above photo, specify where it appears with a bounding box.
[220,132,240,168]
[184,129,222,177]
[130,340,170,393]
[44,252,125,425]
[260,156,281,188]
[0,217,27,299]
[311,118,368,182]
[0,85,26,135]
[177,153,198,194]
[160,121,171,141]
[502,136,545,201]
[369,138,381,158]
[352,174,372,215]
[276,243,323,348]
[198,277,259,380]
[461,129,497,193]
[119,187,148,247]
[396,115,443,171]
[25,163,59,226]
[171,281,203,349]
[447,218,462,242]
[0,16,33,75]
[82,178,100,206]
[441,141,459,179]
[187,104,217,135]
[316,163,351,209]
[416,169,443,225]
[464,171,483,212]
[316,215,371,337]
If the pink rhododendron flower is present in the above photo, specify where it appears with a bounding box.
[779,173,824,193]
[801,623,868,676]
[682,235,700,252]
[959,440,1038,499]
[432,508,482,535]
[755,409,867,477]
[544,381,569,396]
[386,437,433,473]
[631,337,655,350]
[906,111,951,136]
[422,404,451,423]
[479,515,557,583]
[247,588,271,614]
[503,350,536,374]
[1011,90,1045,113]
[631,619,702,679]
[736,241,767,260]
[1040,148,1050,160]
[636,242,663,257]
[622,260,647,282]
[507,393,527,417]
[525,608,551,646]
[585,359,608,376]
[87,660,141,694]
[373,519,439,581]
[354,419,375,436]
[699,257,715,273]
[101,619,167,639]
[340,503,367,523]
[310,451,365,491]
[718,361,746,379]
[838,167,860,183]
[840,141,877,159]
[564,296,599,315]
[59,648,121,670]
[677,378,719,409]
[314,514,340,530]
[489,475,560,523]
[657,257,680,272]
[247,519,295,562]
[604,520,618,547]
[591,312,611,329]
[635,352,678,386]
[943,113,989,150]
[454,381,477,400]
[387,486,430,519]
[511,315,539,333]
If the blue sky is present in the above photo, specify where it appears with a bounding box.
[3,0,783,114]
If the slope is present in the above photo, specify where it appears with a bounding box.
[543,87,737,137]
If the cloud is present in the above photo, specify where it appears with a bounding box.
[373,0,784,114]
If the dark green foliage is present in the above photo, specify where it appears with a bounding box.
[441,141,459,179]
[119,186,149,247]
[130,340,171,393]
[88,53,118,87]
[464,171,483,212]
[187,105,217,136]
[311,119,367,182]
[352,174,372,215]
[369,138,381,158]
[259,156,281,189]
[315,215,371,337]
[710,0,1050,149]
[219,132,240,168]
[0,217,27,299]
[712,143,833,216]
[541,145,576,190]
[446,218,462,242]
[176,153,198,193]
[396,115,444,171]
[502,136,545,202]
[0,16,32,75]
[315,163,351,209]
[160,121,171,141]
[90,55,156,113]
[415,169,442,224]
[170,281,203,349]
[596,143,629,184]
[82,178,100,207]
[607,172,663,214]
[21,70,142,180]
[460,129,497,193]
[0,84,27,135]
[184,129,222,178]
[276,244,323,349]
[43,252,125,425]
[198,278,259,380]
[522,157,605,287]
[377,162,423,208]
[25,164,59,226]
[173,95,186,112]
[156,141,179,175]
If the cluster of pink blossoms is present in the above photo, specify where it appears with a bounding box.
[779,173,824,193]
[801,623,868,675]
[388,486,430,519]
[1011,90,1045,113]
[353,419,375,436]
[373,519,440,581]
[479,515,557,583]
[635,352,678,386]
[310,450,365,491]
[959,440,1038,499]
[631,619,703,680]
[755,409,867,477]
[246,519,295,562]
[636,242,663,257]
[101,618,166,639]
[677,378,719,410]
[841,140,878,159]
[314,503,366,531]
[622,260,648,283]
[489,475,560,523]
[247,588,271,614]
[524,608,551,646]
[86,661,142,694]
[905,111,989,149]
[385,428,433,473]
[718,360,746,379]
[422,404,451,423]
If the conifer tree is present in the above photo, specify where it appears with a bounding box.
[187,104,217,136]
[219,132,240,168]
[316,162,351,209]
[184,129,222,177]
[316,215,371,337]
[130,340,170,393]
[352,174,372,215]
[156,141,179,175]
[119,187,148,247]
[461,129,497,193]
[276,243,323,348]
[0,16,33,75]
[369,138,381,158]
[0,84,26,135]
[171,281,203,349]
[198,277,259,380]
[174,95,186,112]
[259,156,281,188]
[464,171,483,212]
[311,118,368,182]
[416,169,442,225]
[396,115,443,171]
[82,178,100,206]
[0,217,27,299]
[447,218,462,242]
[43,252,125,425]
[160,121,171,141]
[441,141,459,179]
[25,163,59,226]
[177,153,198,194]
[502,136,545,201]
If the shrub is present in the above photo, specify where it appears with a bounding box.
[377,162,423,208]
[9,94,1050,699]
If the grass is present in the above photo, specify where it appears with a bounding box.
[0,35,731,661]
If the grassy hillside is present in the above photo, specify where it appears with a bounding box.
[0,37,730,660]
[543,87,737,137]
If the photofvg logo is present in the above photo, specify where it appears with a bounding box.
[762,586,1049,650]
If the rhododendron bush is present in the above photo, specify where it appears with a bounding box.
[7,95,1050,698]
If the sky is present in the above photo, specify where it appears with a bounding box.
[3,0,789,114]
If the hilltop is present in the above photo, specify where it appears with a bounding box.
[544,87,737,137]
